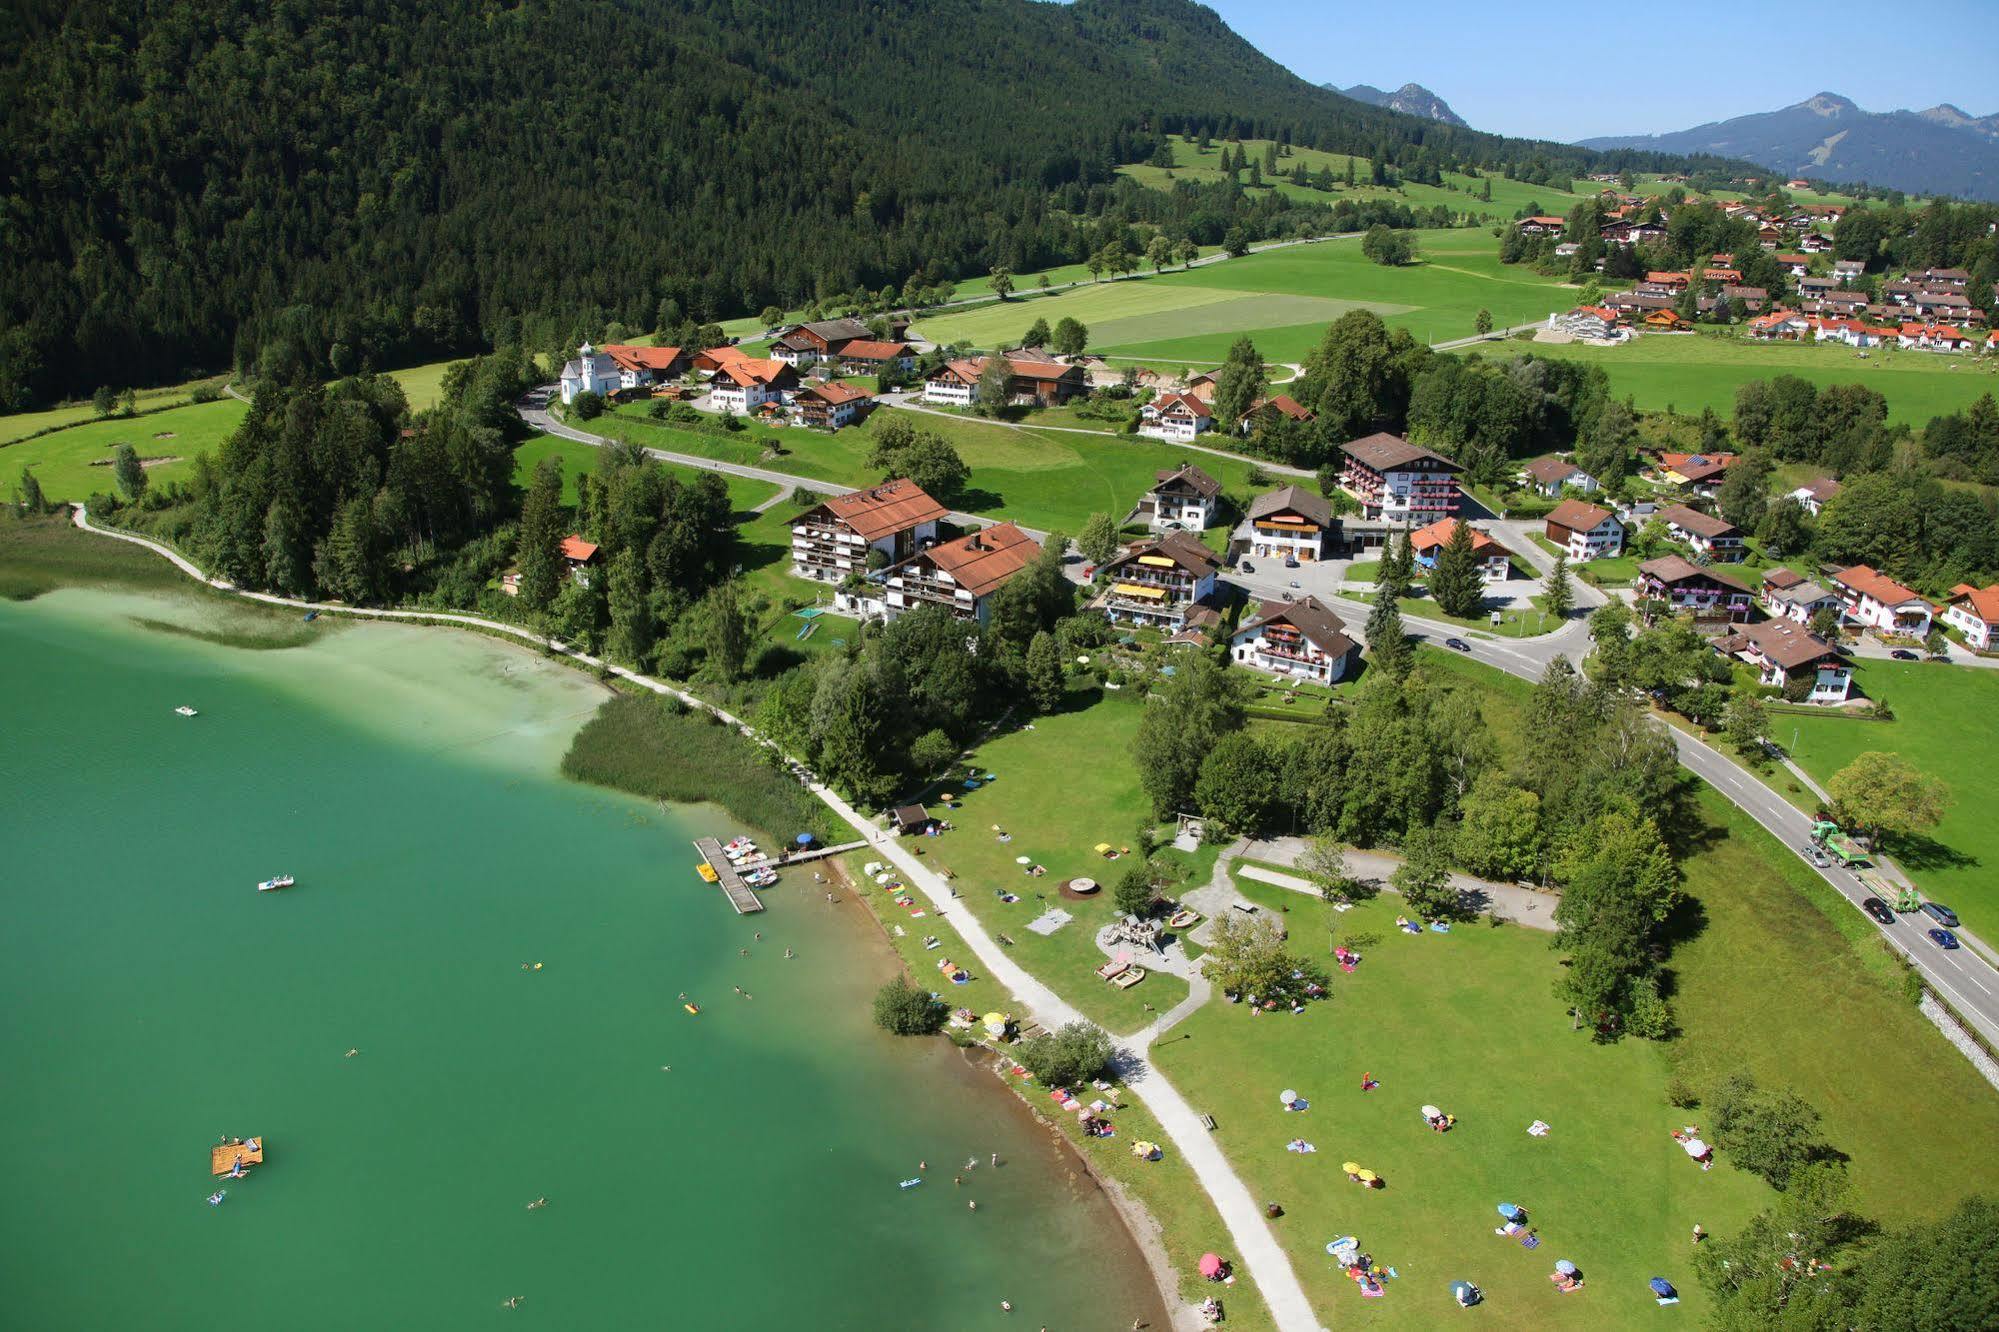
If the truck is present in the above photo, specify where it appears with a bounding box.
[1809,820,1874,868]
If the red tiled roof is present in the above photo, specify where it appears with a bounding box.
[1250,394,1313,421]
[836,340,912,362]
[797,381,872,405]
[714,358,794,387]
[1408,517,1509,557]
[604,344,686,372]
[1659,504,1740,539]
[1152,390,1212,419]
[1835,565,1927,608]
[804,478,949,542]
[920,521,1039,599]
[1948,583,1999,625]
[560,536,599,562]
[1545,499,1614,533]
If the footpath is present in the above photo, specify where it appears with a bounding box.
[67,506,1324,1332]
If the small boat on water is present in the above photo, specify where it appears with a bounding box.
[257,875,295,893]
[174,706,198,717]
[683,1002,700,1015]
[744,867,778,888]
[898,1178,922,1189]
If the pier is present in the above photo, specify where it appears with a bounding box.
[694,838,766,914]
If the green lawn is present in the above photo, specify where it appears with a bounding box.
[1,398,249,501]
[1353,590,1565,639]
[386,358,463,411]
[1492,333,1999,426]
[897,688,1190,1032]
[511,432,779,515]
[1783,658,1999,928]
[0,376,233,445]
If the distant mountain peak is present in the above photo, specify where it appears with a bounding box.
[1800,91,1859,116]
[1328,81,1468,128]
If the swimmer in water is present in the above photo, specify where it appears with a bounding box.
[526,1198,546,1210]
[784,948,795,959]
[501,1296,524,1310]
[344,1048,359,1058]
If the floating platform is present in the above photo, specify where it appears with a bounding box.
[211,1138,264,1176]
[693,838,765,914]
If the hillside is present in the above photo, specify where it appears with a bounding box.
[1581,92,1999,201]
[1330,82,1468,128]
[0,0,1735,408]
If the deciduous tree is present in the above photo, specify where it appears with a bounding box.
[1076,511,1120,565]
[1828,751,1951,841]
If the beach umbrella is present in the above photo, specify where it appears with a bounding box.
[1451,1281,1476,1303]
[1280,1089,1298,1105]
[1682,1137,1709,1158]
[1198,1253,1224,1278]
[1095,842,1113,853]
[1497,1203,1523,1220]
[1421,1104,1442,1119]
[795,833,813,846]
[1555,1260,1577,1276]
[1357,1170,1378,1184]
[1016,855,1032,865]
[1342,1161,1361,1175]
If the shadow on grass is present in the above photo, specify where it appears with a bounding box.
[1886,831,1978,874]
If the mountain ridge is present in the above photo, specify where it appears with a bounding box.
[1330,82,1468,128]
[1579,91,1999,200]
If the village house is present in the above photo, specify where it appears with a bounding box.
[1131,462,1222,532]
[771,317,874,367]
[1603,291,1677,317]
[1240,485,1336,564]
[1659,504,1745,561]
[1712,284,1769,313]
[1339,433,1462,525]
[606,344,691,386]
[1922,267,1972,289]
[1239,394,1315,434]
[1798,276,1839,301]
[1521,457,1599,496]
[920,353,1087,408]
[1943,582,1999,651]
[1642,310,1692,331]
[1095,531,1222,631]
[1748,310,1812,341]
[1553,306,1623,339]
[1409,517,1512,582]
[1789,477,1841,516]
[1654,451,1738,497]
[882,521,1039,626]
[1833,260,1865,284]
[1642,270,1691,292]
[789,478,947,585]
[834,340,917,376]
[1636,555,1754,620]
[692,345,749,375]
[1229,596,1360,686]
[1714,619,1854,702]
[1138,390,1213,442]
[1183,370,1220,401]
[707,358,798,414]
[792,381,873,430]
[1517,215,1567,236]
[1832,565,1934,638]
[1761,569,1841,623]
[1544,499,1624,562]
[1799,232,1834,254]
[560,535,601,586]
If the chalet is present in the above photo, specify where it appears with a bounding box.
[1881,280,1926,306]
[835,340,917,375]
[1409,517,1512,583]
[1701,267,1742,285]
[1764,575,1840,624]
[1717,285,1769,312]
[1789,477,1840,516]
[775,317,873,364]
[1944,582,1999,651]
[1242,486,1336,564]
[883,521,1038,625]
[1521,457,1599,496]
[1543,499,1624,562]
[1799,232,1835,253]
[1798,276,1839,301]
[1774,254,1811,277]
[560,536,600,587]
[558,345,621,405]
[1749,310,1812,340]
[1832,565,1933,637]
[1644,271,1691,291]
[1642,310,1692,330]
[921,353,1087,408]
[1340,433,1462,524]
[1602,221,1667,246]
[789,478,947,585]
[1635,556,1754,620]
[1138,391,1213,442]
[693,345,749,375]
[1833,260,1865,284]
[1804,294,1872,319]
[1229,596,1360,686]
[793,381,872,430]
[1921,267,1971,289]
[606,344,691,385]
[1604,291,1677,315]
[1659,504,1745,561]
[707,359,798,414]
[1239,394,1314,433]
[1517,216,1567,236]
[1898,323,1974,352]
[1757,224,1786,247]
[1132,463,1222,532]
[1656,451,1738,495]
[769,331,821,368]
[1713,621,1853,703]
[1095,531,1222,630]
[1912,290,1976,321]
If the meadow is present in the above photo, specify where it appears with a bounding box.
[1783,658,1999,927]
[0,397,248,501]
[1494,333,1999,425]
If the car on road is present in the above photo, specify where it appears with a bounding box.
[1862,897,1896,925]
[1920,902,1960,928]
[1444,638,1471,652]
[1803,846,1831,868]
[1284,556,1300,568]
[1891,648,1919,660]
[1288,580,1301,589]
[1928,927,1961,950]
[1239,561,1254,574]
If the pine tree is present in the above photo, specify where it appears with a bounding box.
[516,456,567,611]
[704,579,753,681]
[1364,593,1409,680]
[1026,630,1065,713]
[1213,336,1265,432]
[1545,552,1573,621]
[16,466,46,514]
[606,547,654,666]
[1429,519,1483,619]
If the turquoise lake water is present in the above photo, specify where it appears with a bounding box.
[0,590,1161,1329]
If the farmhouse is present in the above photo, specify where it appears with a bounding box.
[1659,504,1745,561]
[1339,433,1462,524]
[1654,451,1738,495]
[1138,391,1213,442]
[1409,517,1512,582]
[792,381,872,429]
[1543,499,1624,562]
[1517,216,1567,235]
[773,317,874,365]
[1229,596,1360,686]
[835,340,917,375]
[1789,477,1841,516]
[1635,555,1753,620]
[1241,485,1336,564]
[1239,394,1315,433]
[606,344,691,384]
[1521,457,1599,496]
[693,345,749,375]
[789,478,947,584]
[1095,531,1222,631]
[1131,462,1222,532]
[1943,582,1999,651]
[883,521,1038,625]
[921,353,1087,408]
[707,358,798,414]
[1713,620,1853,703]
[1832,565,1934,638]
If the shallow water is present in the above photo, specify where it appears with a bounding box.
[0,590,1161,1330]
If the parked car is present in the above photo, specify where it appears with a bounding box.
[1444,638,1472,653]
[1891,648,1919,660]
[1862,897,1896,925]
[1240,561,1255,574]
[1920,902,1960,928]
[1284,556,1300,568]
[1288,580,1301,589]
[1927,927,1961,950]
[1806,848,1832,868]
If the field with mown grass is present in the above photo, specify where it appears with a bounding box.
[1783,657,1999,929]
[1,398,249,501]
[511,432,780,515]
[1492,332,1999,425]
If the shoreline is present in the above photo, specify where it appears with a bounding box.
[826,854,1186,1331]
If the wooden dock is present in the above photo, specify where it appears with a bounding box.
[694,838,765,915]
[211,1138,264,1176]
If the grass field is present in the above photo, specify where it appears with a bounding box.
[386,358,462,411]
[0,376,232,446]
[917,230,1581,367]
[1783,658,1999,928]
[0,398,249,501]
[1495,333,1999,425]
[511,432,779,515]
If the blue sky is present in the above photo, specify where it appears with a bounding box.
[1203,0,1999,142]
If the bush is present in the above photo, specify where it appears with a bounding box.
[1017,1021,1113,1086]
[1664,1075,1701,1109]
[1113,861,1158,917]
[1707,1072,1830,1190]
[570,390,604,419]
[873,975,944,1035]
[190,382,224,403]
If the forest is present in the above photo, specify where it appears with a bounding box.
[0,0,1735,407]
